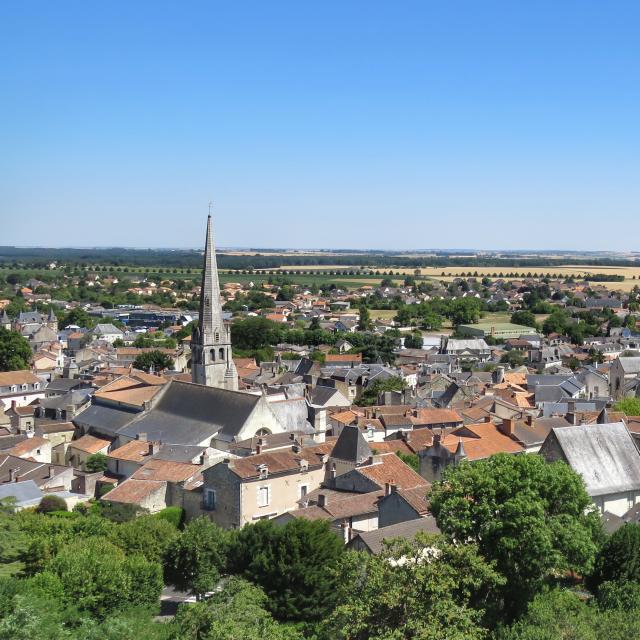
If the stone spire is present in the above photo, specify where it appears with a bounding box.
[198,214,225,340]
[191,212,238,391]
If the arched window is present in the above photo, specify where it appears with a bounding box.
[255,428,271,437]
[210,349,216,362]
[219,348,225,360]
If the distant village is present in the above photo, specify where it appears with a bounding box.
[2,215,640,545]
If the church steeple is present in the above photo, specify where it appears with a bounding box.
[191,210,238,390]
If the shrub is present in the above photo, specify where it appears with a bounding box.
[36,495,68,514]
[154,506,185,529]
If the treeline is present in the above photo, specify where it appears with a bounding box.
[1,245,638,270]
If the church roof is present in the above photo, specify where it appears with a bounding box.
[118,380,262,445]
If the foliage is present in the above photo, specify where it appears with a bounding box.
[58,307,95,329]
[164,517,230,598]
[174,577,301,640]
[357,305,371,331]
[403,332,424,349]
[395,450,420,472]
[154,506,185,529]
[98,501,147,522]
[85,453,108,472]
[356,376,406,406]
[110,516,179,563]
[324,534,503,640]
[500,351,526,367]
[0,328,32,371]
[511,310,538,328]
[429,454,602,619]
[230,518,344,623]
[35,496,68,514]
[132,349,174,372]
[48,538,163,618]
[588,523,640,592]
[613,397,640,416]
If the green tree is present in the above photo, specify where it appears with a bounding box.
[132,350,174,372]
[500,351,526,368]
[85,453,108,473]
[58,308,94,329]
[356,376,406,406]
[511,310,538,328]
[325,534,503,640]
[48,538,162,618]
[613,397,640,416]
[588,524,640,593]
[174,577,301,640]
[0,328,32,371]
[357,305,372,331]
[429,454,602,619]
[110,516,179,564]
[230,519,344,623]
[164,517,230,598]
[403,333,423,349]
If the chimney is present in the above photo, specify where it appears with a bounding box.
[318,493,327,507]
[433,433,442,446]
[14,474,20,483]
[137,432,147,442]
[48,465,55,478]
[330,463,337,480]
[148,441,159,456]
[384,481,397,496]
[256,438,265,455]
[9,469,15,482]
[500,418,515,436]
[11,400,16,411]
[484,415,492,423]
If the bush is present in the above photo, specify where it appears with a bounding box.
[85,453,108,473]
[588,524,640,592]
[36,495,68,514]
[154,507,185,529]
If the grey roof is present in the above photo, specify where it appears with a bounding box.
[93,323,123,336]
[118,380,262,445]
[40,389,93,411]
[330,424,372,464]
[619,357,640,374]
[268,396,314,434]
[18,311,45,324]
[153,444,207,463]
[0,435,29,451]
[310,386,342,407]
[550,423,640,497]
[0,479,43,507]
[347,516,440,554]
[73,402,140,437]
[527,374,572,390]
[45,378,92,394]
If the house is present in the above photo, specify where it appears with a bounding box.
[347,517,440,554]
[66,434,111,470]
[0,453,73,490]
[0,480,44,510]
[0,371,46,411]
[92,323,124,344]
[610,356,640,399]
[197,441,332,527]
[377,484,431,528]
[440,337,491,364]
[5,436,52,463]
[540,422,640,517]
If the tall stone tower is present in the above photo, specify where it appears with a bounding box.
[191,214,238,390]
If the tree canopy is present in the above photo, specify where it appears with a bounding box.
[0,328,31,371]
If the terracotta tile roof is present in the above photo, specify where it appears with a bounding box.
[11,406,36,416]
[131,458,201,483]
[104,478,166,504]
[394,486,430,515]
[357,453,429,491]
[37,421,75,434]
[461,406,491,422]
[69,434,111,454]
[230,442,330,480]
[7,436,48,457]
[291,490,384,521]
[370,440,414,455]
[413,408,463,425]
[93,374,167,407]
[445,422,524,459]
[107,439,155,462]
[0,371,40,386]
[330,409,361,426]
[325,353,363,363]
[625,416,640,434]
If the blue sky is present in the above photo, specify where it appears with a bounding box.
[1,1,639,250]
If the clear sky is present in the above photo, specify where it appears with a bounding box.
[1,1,639,251]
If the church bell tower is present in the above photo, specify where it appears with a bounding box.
[191,211,238,391]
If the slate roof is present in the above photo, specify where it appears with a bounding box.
[73,402,141,437]
[619,357,640,374]
[118,380,264,445]
[330,425,372,464]
[549,422,640,497]
[347,516,440,554]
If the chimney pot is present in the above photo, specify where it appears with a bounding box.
[501,418,515,436]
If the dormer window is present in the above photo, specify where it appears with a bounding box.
[34,383,40,390]
[21,384,27,391]
[10,386,17,393]
[258,464,269,479]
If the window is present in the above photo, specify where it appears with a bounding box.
[299,485,308,499]
[210,349,216,362]
[257,485,271,507]
[34,383,40,390]
[204,488,216,510]
[219,347,225,361]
